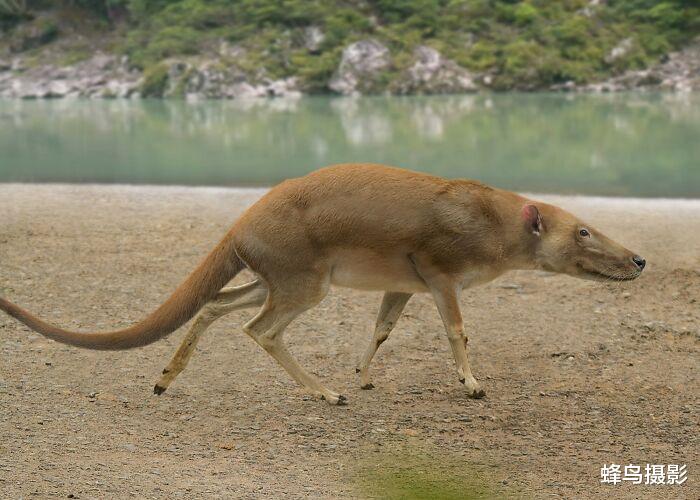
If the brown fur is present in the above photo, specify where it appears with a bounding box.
[0,235,243,349]
[0,164,644,403]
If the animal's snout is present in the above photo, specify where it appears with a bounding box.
[632,255,646,271]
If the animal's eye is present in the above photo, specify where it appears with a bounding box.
[579,229,590,237]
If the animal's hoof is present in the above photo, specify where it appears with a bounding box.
[321,394,348,405]
[153,384,166,395]
[360,383,375,390]
[468,388,486,399]
[355,368,360,373]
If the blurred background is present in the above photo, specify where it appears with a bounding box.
[0,1,698,197]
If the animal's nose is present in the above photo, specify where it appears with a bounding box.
[632,255,646,270]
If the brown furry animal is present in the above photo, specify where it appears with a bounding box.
[0,164,645,404]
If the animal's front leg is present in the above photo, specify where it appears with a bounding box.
[410,258,485,399]
[430,282,485,398]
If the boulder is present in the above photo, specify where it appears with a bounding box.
[227,82,266,99]
[303,26,325,53]
[605,38,634,64]
[398,46,478,94]
[158,59,301,99]
[581,36,700,92]
[329,40,390,95]
[265,77,301,98]
[15,81,49,99]
[0,51,141,98]
[45,80,72,98]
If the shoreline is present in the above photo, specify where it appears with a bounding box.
[3,182,699,205]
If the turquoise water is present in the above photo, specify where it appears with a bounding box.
[0,93,698,197]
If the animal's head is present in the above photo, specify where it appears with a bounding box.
[521,203,644,281]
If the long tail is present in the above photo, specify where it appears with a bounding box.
[0,232,244,350]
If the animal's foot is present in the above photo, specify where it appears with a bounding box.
[459,377,485,399]
[357,367,374,389]
[468,388,486,399]
[154,367,176,396]
[320,393,348,406]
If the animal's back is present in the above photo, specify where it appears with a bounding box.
[235,163,476,247]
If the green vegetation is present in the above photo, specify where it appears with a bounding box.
[355,448,504,499]
[139,62,169,97]
[2,1,699,91]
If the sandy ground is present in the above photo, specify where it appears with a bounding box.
[0,184,698,499]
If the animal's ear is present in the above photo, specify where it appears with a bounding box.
[521,204,544,236]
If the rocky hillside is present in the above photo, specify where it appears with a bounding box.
[0,1,699,98]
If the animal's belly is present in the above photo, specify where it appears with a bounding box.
[329,249,428,293]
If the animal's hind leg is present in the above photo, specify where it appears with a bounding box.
[243,281,344,405]
[357,292,411,390]
[154,280,267,394]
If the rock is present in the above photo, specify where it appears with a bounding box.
[303,26,325,53]
[265,77,301,98]
[11,58,25,72]
[329,40,390,95]
[398,46,478,94]
[0,59,10,72]
[218,40,245,59]
[103,79,134,98]
[499,283,522,290]
[156,59,300,99]
[605,38,634,64]
[551,80,577,92]
[577,36,700,92]
[17,81,49,99]
[91,53,118,72]
[0,51,141,99]
[227,82,266,99]
[642,321,670,333]
[45,80,71,98]
[578,0,599,17]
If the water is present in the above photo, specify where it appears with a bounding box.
[1,93,698,198]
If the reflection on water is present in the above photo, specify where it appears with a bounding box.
[0,93,698,197]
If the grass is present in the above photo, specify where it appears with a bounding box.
[355,446,508,499]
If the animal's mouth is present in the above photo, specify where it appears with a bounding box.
[576,263,639,282]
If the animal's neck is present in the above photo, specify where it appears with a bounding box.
[490,190,540,272]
